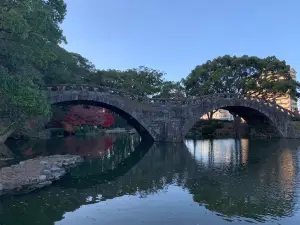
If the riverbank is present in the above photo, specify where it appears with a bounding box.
[67,128,137,137]
[103,128,136,134]
[0,155,83,196]
[186,119,248,139]
[8,128,137,141]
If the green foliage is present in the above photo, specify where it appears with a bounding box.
[183,55,299,99]
[86,66,188,98]
[155,81,185,98]
[74,126,82,134]
[74,125,91,134]
[0,0,67,133]
[1,0,67,72]
[43,49,96,85]
[0,67,51,130]
[86,66,165,97]
[111,115,131,128]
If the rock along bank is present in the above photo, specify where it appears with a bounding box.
[0,155,83,196]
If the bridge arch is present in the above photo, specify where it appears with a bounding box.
[182,94,292,138]
[2,86,297,143]
[47,85,158,141]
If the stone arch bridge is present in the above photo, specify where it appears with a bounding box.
[45,84,300,142]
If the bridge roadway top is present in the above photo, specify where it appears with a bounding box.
[47,84,299,119]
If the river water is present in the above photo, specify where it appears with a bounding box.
[1,135,300,225]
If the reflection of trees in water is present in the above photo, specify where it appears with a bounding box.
[68,136,149,179]
[185,139,300,221]
[95,142,196,198]
[5,134,140,159]
[56,135,113,157]
[48,134,140,160]
[0,142,194,225]
[1,138,300,225]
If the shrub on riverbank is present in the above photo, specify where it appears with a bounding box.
[186,119,248,139]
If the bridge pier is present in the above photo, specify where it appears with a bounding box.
[150,119,185,142]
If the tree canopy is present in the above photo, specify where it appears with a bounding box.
[183,55,299,100]
[155,81,185,98]
[43,48,96,85]
[86,66,165,97]
[0,0,68,133]
[0,0,96,137]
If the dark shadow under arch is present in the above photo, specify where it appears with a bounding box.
[51,100,154,141]
[222,106,282,137]
[183,104,283,138]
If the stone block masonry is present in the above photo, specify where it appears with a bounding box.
[2,84,299,143]
[47,85,300,142]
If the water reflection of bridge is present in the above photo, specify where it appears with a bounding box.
[1,138,300,225]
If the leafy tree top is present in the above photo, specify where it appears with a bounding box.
[86,66,165,97]
[0,0,68,131]
[183,55,299,100]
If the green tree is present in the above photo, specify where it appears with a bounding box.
[183,55,299,119]
[246,56,300,100]
[155,81,185,98]
[43,48,96,84]
[86,66,165,97]
[86,69,122,89]
[0,0,67,142]
[122,66,164,97]
[183,55,298,98]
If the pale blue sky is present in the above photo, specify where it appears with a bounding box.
[61,0,300,81]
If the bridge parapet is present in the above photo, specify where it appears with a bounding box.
[148,95,298,119]
[46,84,299,120]
[46,84,146,101]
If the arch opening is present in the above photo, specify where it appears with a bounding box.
[184,106,282,139]
[47,100,155,141]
